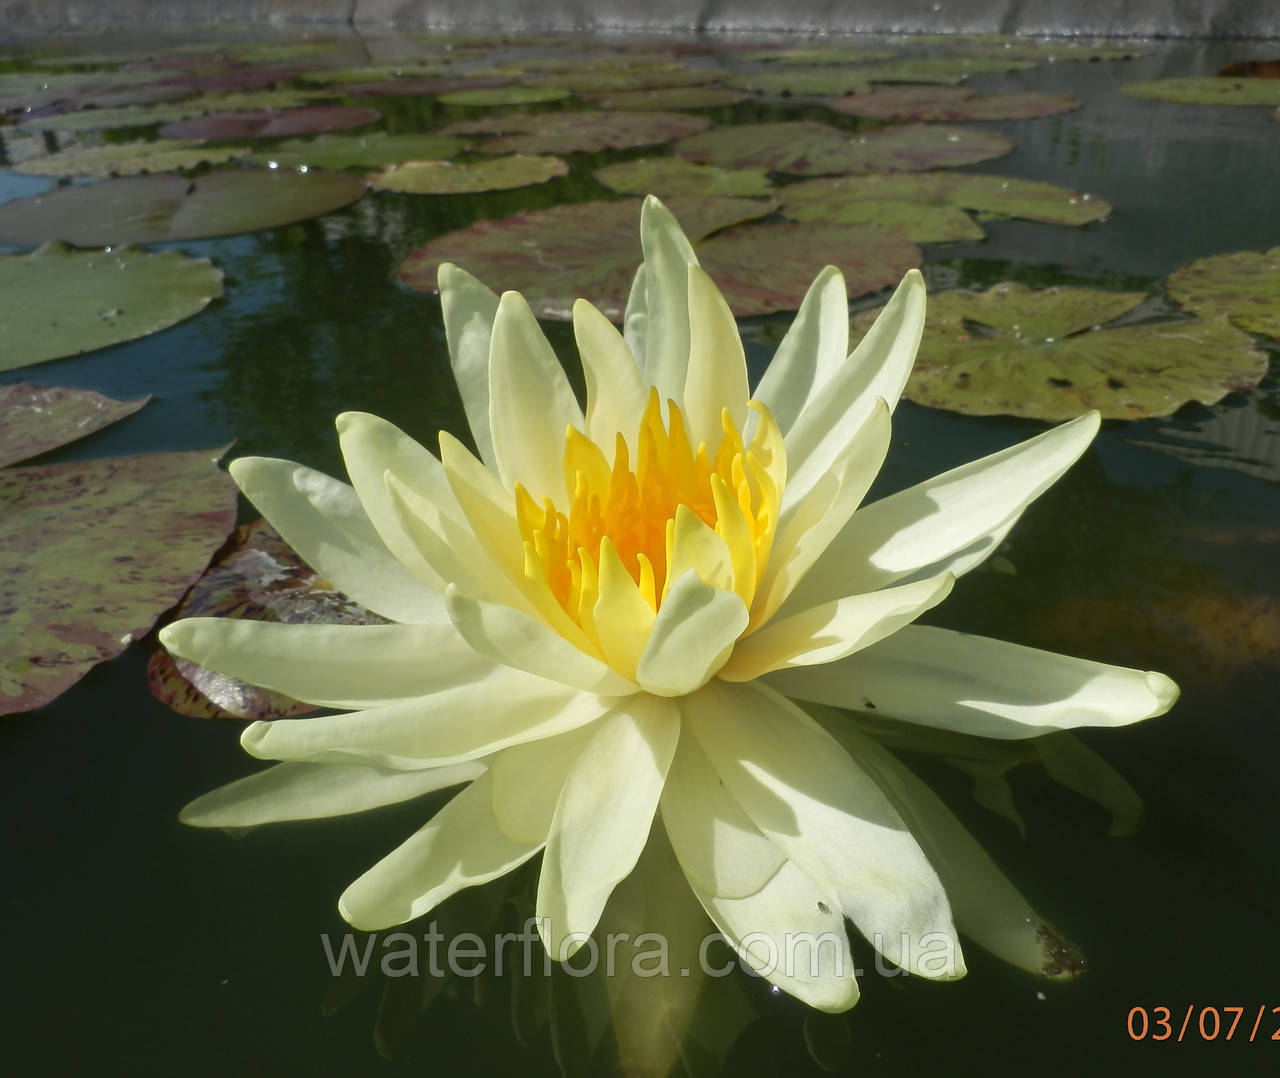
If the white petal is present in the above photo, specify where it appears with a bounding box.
[488,290,585,502]
[489,725,597,843]
[339,772,537,930]
[686,679,961,979]
[635,571,749,697]
[573,297,648,464]
[228,456,443,624]
[445,585,637,696]
[160,618,494,709]
[767,624,1179,739]
[682,264,748,453]
[787,411,1100,610]
[439,261,501,471]
[537,696,679,956]
[638,195,699,403]
[179,760,482,827]
[622,262,648,366]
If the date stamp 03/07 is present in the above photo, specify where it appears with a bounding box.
[1128,1005,1280,1043]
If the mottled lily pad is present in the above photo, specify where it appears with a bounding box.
[594,156,773,198]
[1121,77,1280,107]
[675,120,1012,175]
[0,244,223,371]
[19,90,329,132]
[1166,247,1280,339]
[250,132,466,170]
[442,109,710,154]
[0,383,148,469]
[831,87,1080,122]
[368,154,567,194]
[13,139,248,178]
[437,85,570,106]
[0,169,368,247]
[584,86,747,110]
[852,282,1269,421]
[159,105,380,140]
[0,445,237,716]
[398,197,774,320]
[147,518,383,721]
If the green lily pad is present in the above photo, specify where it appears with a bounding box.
[831,87,1081,122]
[594,156,774,198]
[855,57,1039,84]
[1121,78,1280,107]
[249,132,466,170]
[147,518,383,721]
[791,199,984,243]
[529,68,712,93]
[0,244,224,371]
[0,444,237,716]
[443,109,710,154]
[159,105,380,140]
[13,139,248,178]
[368,154,567,194]
[725,67,878,97]
[852,282,1269,421]
[674,120,1012,175]
[583,87,748,110]
[398,196,774,320]
[18,90,329,132]
[779,172,1110,230]
[1166,246,1280,338]
[298,63,446,85]
[0,169,368,247]
[437,85,570,106]
[740,47,895,65]
[0,383,148,468]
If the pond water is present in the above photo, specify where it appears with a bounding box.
[2,27,1278,1078]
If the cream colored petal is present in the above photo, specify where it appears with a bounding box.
[638,195,699,402]
[160,618,494,709]
[767,624,1179,739]
[635,571,749,697]
[666,505,735,596]
[722,573,954,682]
[489,725,597,843]
[686,679,962,980]
[439,261,501,471]
[787,411,1100,610]
[339,772,537,930]
[240,669,609,768]
[782,269,924,510]
[682,264,749,453]
[573,297,648,464]
[488,289,585,503]
[179,760,482,827]
[592,538,657,682]
[228,456,444,624]
[445,585,637,696]
[537,696,679,957]
[622,262,648,366]
[751,265,849,437]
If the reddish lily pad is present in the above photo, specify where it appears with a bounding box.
[159,105,380,140]
[1166,246,1280,339]
[368,154,568,194]
[853,282,1269,421]
[0,169,368,247]
[437,85,570,106]
[529,68,713,93]
[0,243,224,371]
[1121,78,1280,107]
[674,120,1012,175]
[595,156,773,198]
[831,87,1081,122]
[13,139,248,178]
[0,384,148,469]
[147,518,383,720]
[740,47,895,65]
[250,132,466,170]
[398,197,774,320]
[19,90,329,132]
[0,445,237,716]
[584,87,747,110]
[444,109,710,154]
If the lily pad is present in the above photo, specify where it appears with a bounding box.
[249,132,466,170]
[831,87,1081,122]
[790,199,984,243]
[594,157,774,198]
[343,76,514,98]
[0,384,148,469]
[147,518,383,721]
[0,244,223,371]
[740,47,895,65]
[1166,246,1280,339]
[530,68,712,93]
[725,67,878,97]
[674,120,1012,175]
[1121,78,1280,107]
[19,90,330,132]
[13,139,248,178]
[368,154,567,194]
[852,282,1269,421]
[298,64,446,85]
[0,445,237,716]
[0,169,368,247]
[398,196,774,320]
[443,109,710,154]
[584,87,747,110]
[856,58,1039,84]
[159,105,380,140]
[779,172,1110,230]
[437,85,570,106]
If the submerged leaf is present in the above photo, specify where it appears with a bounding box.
[1166,246,1280,339]
[0,383,148,469]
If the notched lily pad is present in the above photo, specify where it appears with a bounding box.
[159,105,380,140]
[0,169,368,247]
[442,109,710,154]
[368,154,567,194]
[147,518,383,720]
[1121,77,1280,107]
[0,383,148,469]
[250,132,466,170]
[853,281,1269,421]
[584,87,747,110]
[437,85,570,106]
[0,244,224,371]
[594,156,774,198]
[13,139,248,178]
[831,87,1080,122]
[1166,246,1280,339]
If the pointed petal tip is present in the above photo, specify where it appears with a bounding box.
[239,720,271,759]
[1146,669,1180,714]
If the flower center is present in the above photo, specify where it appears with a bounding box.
[514,389,782,632]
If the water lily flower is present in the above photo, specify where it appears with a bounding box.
[163,196,1178,1012]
